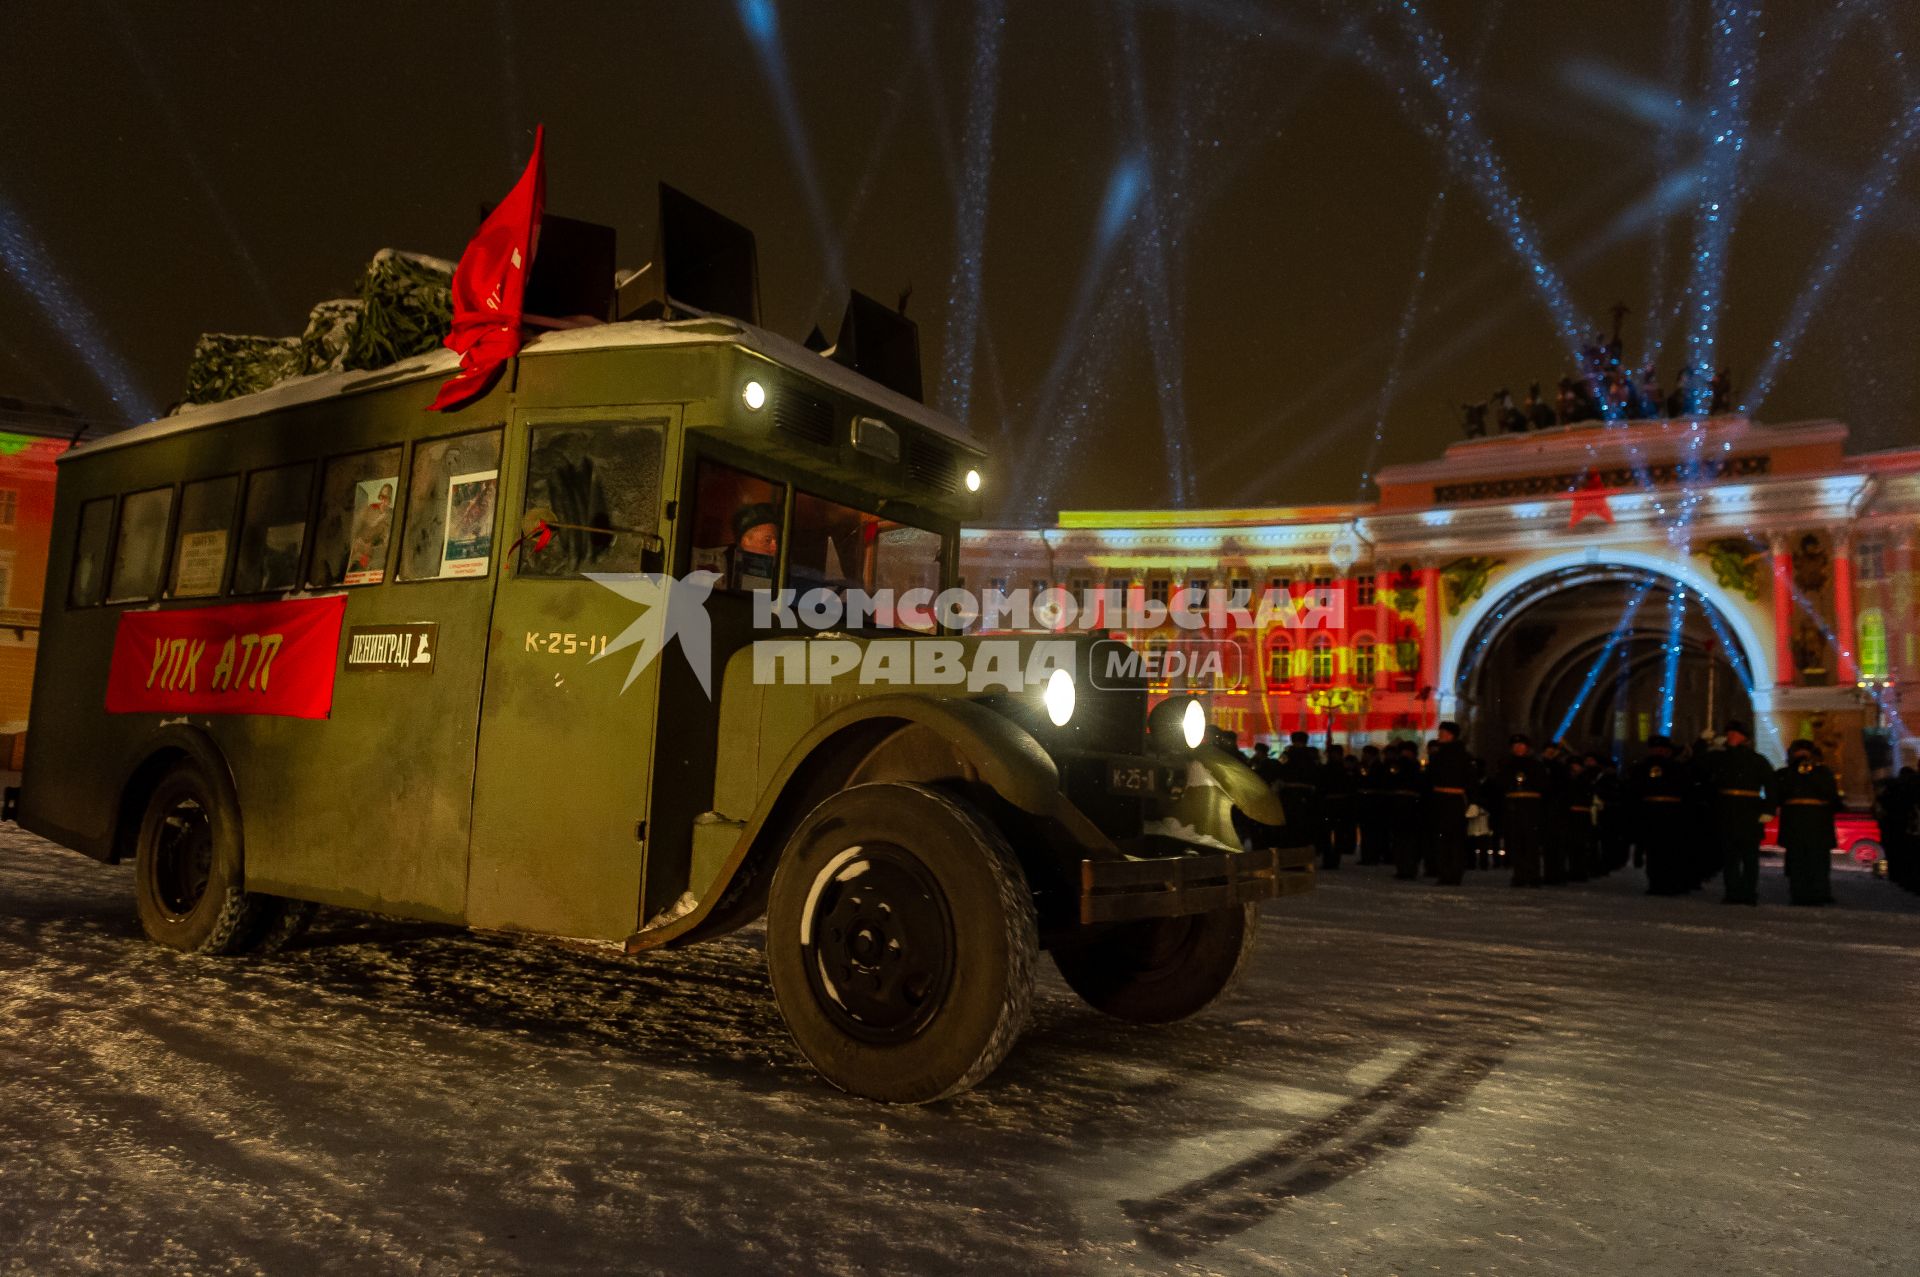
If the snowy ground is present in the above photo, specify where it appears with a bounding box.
[3,825,1918,1277]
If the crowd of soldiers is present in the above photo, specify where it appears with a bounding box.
[1241,721,1920,906]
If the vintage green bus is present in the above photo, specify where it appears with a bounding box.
[17,315,1309,1101]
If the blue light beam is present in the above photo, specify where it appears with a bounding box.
[1744,94,1920,414]
[0,197,156,421]
[1555,579,1655,743]
[1658,584,1687,737]
[734,0,847,294]
[1117,9,1193,505]
[1677,1,1760,417]
[938,0,1007,424]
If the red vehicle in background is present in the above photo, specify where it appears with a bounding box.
[1762,810,1884,868]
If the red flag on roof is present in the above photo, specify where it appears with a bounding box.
[429,126,546,412]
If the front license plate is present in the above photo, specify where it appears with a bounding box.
[1107,760,1179,797]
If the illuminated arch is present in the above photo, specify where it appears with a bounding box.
[1437,547,1778,756]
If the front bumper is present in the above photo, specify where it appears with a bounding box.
[1078,837,1315,924]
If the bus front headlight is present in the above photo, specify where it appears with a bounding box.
[1043,667,1076,727]
[1182,698,1207,749]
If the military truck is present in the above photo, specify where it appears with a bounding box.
[16,202,1309,1102]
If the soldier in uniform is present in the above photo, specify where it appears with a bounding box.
[1628,735,1691,895]
[1274,731,1323,860]
[1558,753,1597,882]
[1491,733,1550,886]
[1388,740,1425,880]
[1683,735,1722,890]
[1875,767,1919,893]
[1317,744,1358,870]
[1772,739,1839,906]
[1423,721,1477,885]
[1592,755,1629,875]
[1249,742,1281,787]
[1538,740,1571,884]
[1701,720,1775,905]
[1357,744,1390,865]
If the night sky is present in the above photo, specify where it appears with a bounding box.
[3,1,1917,520]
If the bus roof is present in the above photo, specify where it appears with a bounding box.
[65,315,981,462]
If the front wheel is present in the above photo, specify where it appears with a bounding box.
[1052,903,1259,1024]
[766,783,1037,1103]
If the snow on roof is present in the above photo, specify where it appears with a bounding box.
[67,317,979,462]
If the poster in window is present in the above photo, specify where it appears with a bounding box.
[260,524,305,592]
[174,530,228,597]
[441,469,498,578]
[345,475,398,585]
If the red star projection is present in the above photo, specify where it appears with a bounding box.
[1566,468,1615,527]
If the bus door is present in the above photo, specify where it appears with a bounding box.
[467,410,675,941]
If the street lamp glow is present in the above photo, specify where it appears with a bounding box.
[965,468,982,493]
[742,380,767,411]
[1043,667,1076,727]
[1182,699,1206,749]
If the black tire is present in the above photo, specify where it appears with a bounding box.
[133,760,268,954]
[1052,903,1258,1024]
[766,782,1037,1103]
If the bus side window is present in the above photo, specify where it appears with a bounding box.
[232,462,314,596]
[168,475,238,599]
[399,429,503,581]
[309,447,404,588]
[105,487,174,604]
[687,459,784,592]
[69,497,114,607]
[518,422,664,578]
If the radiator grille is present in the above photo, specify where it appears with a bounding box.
[773,387,833,446]
[904,434,959,492]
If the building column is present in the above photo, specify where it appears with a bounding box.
[1770,533,1795,688]
[1833,530,1859,685]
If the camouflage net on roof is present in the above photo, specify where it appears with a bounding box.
[299,298,362,375]
[182,334,303,406]
[342,250,454,372]
[181,249,455,407]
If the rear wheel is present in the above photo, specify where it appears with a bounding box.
[1052,903,1258,1024]
[766,783,1037,1103]
[134,760,266,954]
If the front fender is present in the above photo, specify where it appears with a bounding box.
[631,694,1114,952]
[1192,743,1288,827]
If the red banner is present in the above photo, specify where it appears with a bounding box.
[106,596,348,719]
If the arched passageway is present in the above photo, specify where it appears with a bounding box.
[1451,562,1757,760]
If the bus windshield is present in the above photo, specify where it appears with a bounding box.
[788,491,944,603]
